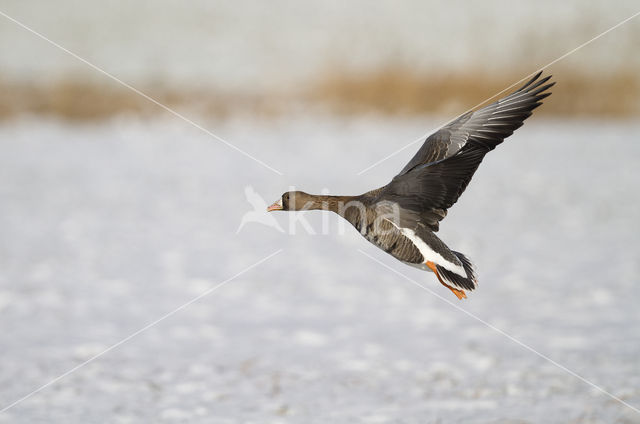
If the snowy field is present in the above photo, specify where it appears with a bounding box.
[0,115,639,423]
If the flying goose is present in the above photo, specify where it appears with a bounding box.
[268,72,554,299]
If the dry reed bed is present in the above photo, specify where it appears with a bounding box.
[0,69,637,120]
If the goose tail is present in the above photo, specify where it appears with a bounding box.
[435,251,478,291]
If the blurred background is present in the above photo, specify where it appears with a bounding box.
[1,0,639,119]
[0,1,639,423]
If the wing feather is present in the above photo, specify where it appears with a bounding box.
[398,72,554,176]
[376,72,554,231]
[379,144,488,214]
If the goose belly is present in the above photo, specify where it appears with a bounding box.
[396,227,467,277]
[362,226,424,264]
[361,220,467,278]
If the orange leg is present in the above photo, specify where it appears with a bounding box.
[425,261,467,300]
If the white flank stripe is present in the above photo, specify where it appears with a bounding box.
[399,227,467,277]
[383,218,467,277]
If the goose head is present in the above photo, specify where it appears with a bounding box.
[267,191,315,211]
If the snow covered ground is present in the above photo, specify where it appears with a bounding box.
[0,115,639,423]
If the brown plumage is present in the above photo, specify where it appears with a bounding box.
[268,72,554,299]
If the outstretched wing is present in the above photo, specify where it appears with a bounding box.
[377,72,554,231]
[378,145,489,215]
[397,72,554,176]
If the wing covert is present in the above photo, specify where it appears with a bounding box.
[398,72,554,176]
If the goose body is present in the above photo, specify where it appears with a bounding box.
[268,72,554,299]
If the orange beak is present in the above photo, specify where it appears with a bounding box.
[267,198,283,212]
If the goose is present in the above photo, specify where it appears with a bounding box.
[268,72,554,299]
